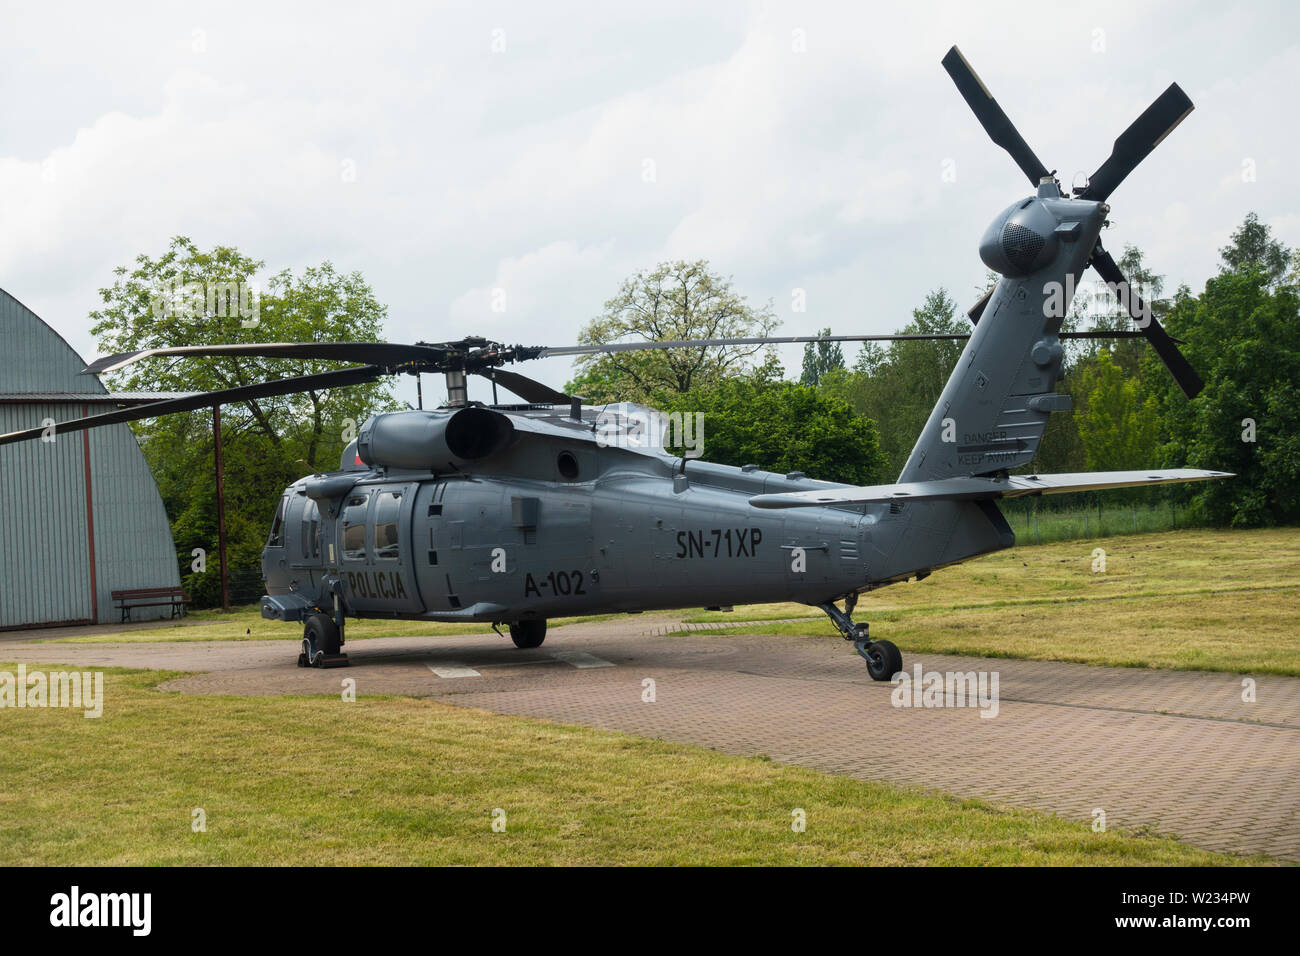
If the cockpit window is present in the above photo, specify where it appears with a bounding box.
[267,497,287,548]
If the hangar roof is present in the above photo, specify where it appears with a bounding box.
[0,393,198,403]
[1,287,110,394]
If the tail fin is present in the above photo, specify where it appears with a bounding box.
[899,185,1105,482]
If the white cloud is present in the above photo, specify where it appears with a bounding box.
[1,0,1296,410]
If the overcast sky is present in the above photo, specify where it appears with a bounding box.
[3,0,1296,407]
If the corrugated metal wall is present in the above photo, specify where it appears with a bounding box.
[84,400,181,622]
[0,289,181,628]
[0,401,94,626]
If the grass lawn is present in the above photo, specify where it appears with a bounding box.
[676,528,1300,676]
[0,667,1260,866]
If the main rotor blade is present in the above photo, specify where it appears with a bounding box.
[83,342,450,375]
[941,45,1050,186]
[539,333,970,358]
[0,365,385,447]
[1090,247,1204,398]
[539,330,1142,359]
[476,368,572,405]
[1079,83,1193,203]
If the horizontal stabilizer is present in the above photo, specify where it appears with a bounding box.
[748,469,1232,509]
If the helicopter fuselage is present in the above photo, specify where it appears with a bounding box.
[259,402,1010,629]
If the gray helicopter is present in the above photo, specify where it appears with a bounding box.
[0,47,1229,680]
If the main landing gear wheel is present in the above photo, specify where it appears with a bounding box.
[509,619,547,649]
[300,612,342,667]
[858,638,903,682]
[816,600,903,681]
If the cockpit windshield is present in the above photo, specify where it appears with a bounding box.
[267,496,287,548]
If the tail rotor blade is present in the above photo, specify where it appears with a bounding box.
[941,45,1051,186]
[1079,83,1193,202]
[1090,247,1204,398]
[967,288,994,325]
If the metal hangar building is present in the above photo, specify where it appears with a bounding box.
[0,288,181,628]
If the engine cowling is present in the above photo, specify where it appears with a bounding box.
[356,407,514,471]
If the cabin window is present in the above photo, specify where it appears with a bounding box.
[267,497,287,548]
[341,492,370,560]
[374,491,402,560]
[301,499,320,559]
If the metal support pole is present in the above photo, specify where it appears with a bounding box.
[416,374,423,410]
[213,404,230,612]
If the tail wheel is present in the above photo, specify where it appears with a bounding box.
[305,612,341,656]
[509,620,547,649]
[864,639,902,682]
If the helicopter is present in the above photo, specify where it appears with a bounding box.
[0,46,1230,681]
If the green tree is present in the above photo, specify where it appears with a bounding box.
[819,288,965,477]
[1141,212,1300,526]
[1143,270,1300,526]
[799,327,844,386]
[657,378,888,486]
[90,237,395,605]
[1218,212,1293,287]
[567,260,778,403]
[91,239,392,469]
[1076,350,1159,471]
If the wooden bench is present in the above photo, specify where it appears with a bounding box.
[112,586,189,623]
